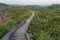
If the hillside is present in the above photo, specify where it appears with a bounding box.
[0,3,8,8]
[0,7,31,38]
[0,4,60,40]
[28,4,60,40]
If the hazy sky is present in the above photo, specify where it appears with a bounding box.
[0,0,60,5]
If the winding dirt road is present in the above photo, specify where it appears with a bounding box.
[0,10,34,40]
[1,10,34,40]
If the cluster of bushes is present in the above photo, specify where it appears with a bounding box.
[28,8,60,40]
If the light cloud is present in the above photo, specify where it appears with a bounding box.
[0,0,60,5]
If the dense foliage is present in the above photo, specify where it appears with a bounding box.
[0,7,31,38]
[28,5,60,40]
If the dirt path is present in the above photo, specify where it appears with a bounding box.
[7,10,34,40]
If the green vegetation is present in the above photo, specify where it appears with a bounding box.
[28,5,60,40]
[0,7,31,38]
[0,3,60,40]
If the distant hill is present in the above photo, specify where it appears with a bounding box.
[0,3,8,8]
[46,4,60,9]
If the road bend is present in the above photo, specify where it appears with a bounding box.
[8,10,34,40]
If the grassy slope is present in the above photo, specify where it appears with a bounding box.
[0,7,31,38]
[28,8,60,40]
